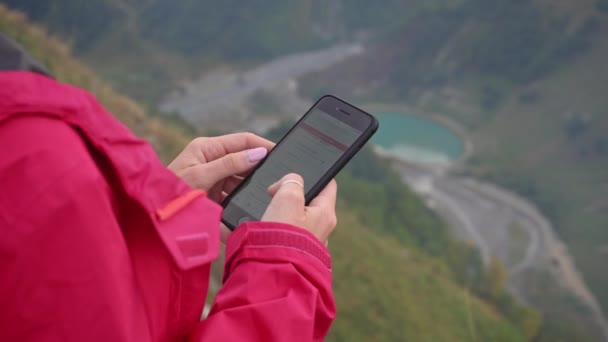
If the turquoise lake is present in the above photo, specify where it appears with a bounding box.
[371,113,465,166]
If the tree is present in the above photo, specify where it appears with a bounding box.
[486,258,507,299]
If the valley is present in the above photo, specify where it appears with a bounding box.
[160,44,608,340]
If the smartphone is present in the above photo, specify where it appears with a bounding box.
[221,95,379,230]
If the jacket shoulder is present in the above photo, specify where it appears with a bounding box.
[0,115,107,224]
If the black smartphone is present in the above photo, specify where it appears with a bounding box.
[221,95,379,230]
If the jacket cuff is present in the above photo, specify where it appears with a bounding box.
[224,222,331,281]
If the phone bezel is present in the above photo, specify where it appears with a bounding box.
[221,95,379,230]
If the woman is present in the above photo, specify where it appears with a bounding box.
[0,33,337,341]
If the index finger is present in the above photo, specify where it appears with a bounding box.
[309,179,337,209]
[215,133,275,155]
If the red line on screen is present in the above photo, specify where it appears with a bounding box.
[300,122,349,151]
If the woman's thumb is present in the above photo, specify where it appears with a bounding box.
[263,173,305,219]
[268,173,305,194]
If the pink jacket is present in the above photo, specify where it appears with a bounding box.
[0,71,335,341]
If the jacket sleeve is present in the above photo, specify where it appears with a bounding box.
[190,222,336,342]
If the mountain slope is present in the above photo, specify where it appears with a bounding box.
[469,15,608,319]
[330,208,525,341]
[0,0,329,102]
[381,0,608,319]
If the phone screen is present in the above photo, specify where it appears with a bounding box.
[223,105,367,227]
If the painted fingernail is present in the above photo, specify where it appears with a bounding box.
[247,147,267,163]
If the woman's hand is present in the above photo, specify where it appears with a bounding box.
[168,133,274,202]
[262,174,338,245]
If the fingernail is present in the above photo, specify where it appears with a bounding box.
[247,147,267,163]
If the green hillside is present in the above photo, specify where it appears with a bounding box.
[467,19,608,308]
[330,208,525,342]
[1,0,323,56]
[0,4,532,341]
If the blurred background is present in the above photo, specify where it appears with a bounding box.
[1,0,607,340]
